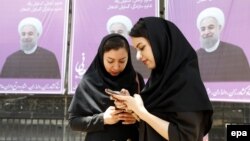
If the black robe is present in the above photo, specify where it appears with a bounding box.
[133,17,213,141]
[68,34,145,141]
[0,47,60,79]
[197,41,250,81]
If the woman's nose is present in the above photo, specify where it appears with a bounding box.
[112,63,120,71]
[136,51,142,61]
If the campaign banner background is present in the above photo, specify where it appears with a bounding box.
[0,0,69,94]
[69,0,159,93]
[166,0,250,102]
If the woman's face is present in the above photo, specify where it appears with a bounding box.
[103,48,128,76]
[131,37,156,69]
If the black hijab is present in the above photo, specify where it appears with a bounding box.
[68,34,138,115]
[138,17,213,113]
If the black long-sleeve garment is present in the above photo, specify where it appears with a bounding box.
[130,17,213,141]
[68,34,145,141]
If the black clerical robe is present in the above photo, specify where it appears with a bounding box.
[197,41,250,81]
[0,47,60,79]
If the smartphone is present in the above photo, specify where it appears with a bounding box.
[105,88,121,95]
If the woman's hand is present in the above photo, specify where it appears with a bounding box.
[111,90,170,140]
[103,106,123,125]
[112,89,129,109]
[118,111,138,124]
[111,89,148,119]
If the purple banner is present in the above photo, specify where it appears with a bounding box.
[167,0,250,102]
[0,0,69,94]
[69,0,159,93]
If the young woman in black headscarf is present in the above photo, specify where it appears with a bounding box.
[68,33,145,141]
[110,17,213,141]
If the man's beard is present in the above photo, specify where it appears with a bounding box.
[20,40,37,52]
[200,36,219,50]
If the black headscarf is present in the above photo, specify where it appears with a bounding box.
[68,33,138,115]
[139,17,213,113]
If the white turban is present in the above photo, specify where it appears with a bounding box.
[196,7,225,30]
[18,17,43,37]
[106,15,133,33]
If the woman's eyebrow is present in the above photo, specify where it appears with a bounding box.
[119,57,127,60]
[136,43,142,48]
[107,56,127,60]
[107,57,114,60]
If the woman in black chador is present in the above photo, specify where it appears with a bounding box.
[110,17,213,141]
[68,34,145,141]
